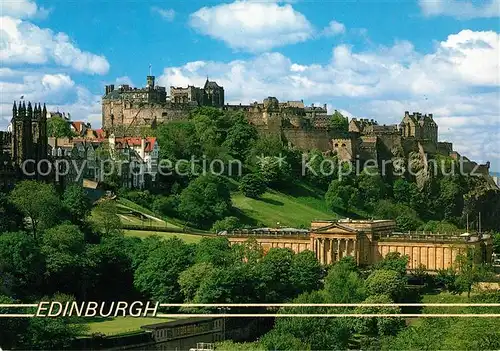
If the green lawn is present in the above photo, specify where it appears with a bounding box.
[124,229,205,243]
[116,199,182,229]
[232,189,336,228]
[84,316,172,336]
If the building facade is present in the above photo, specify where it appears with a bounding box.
[223,219,493,271]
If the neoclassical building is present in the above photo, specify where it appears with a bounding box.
[223,219,493,271]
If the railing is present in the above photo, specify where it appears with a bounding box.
[377,232,482,243]
[121,224,210,235]
[222,229,310,238]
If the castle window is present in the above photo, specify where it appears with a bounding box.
[334,143,339,147]
[341,143,346,147]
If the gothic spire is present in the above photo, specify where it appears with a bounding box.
[12,101,17,114]
[27,102,33,119]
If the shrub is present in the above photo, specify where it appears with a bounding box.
[239,174,266,198]
[211,216,241,233]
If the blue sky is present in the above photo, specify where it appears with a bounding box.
[1,0,499,170]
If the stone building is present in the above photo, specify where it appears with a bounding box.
[223,219,493,272]
[10,101,48,169]
[170,78,224,107]
[102,76,225,134]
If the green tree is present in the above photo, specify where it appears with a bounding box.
[0,232,44,298]
[325,179,360,212]
[223,119,258,157]
[259,329,311,350]
[0,295,30,349]
[290,250,322,295]
[194,264,257,304]
[374,252,409,277]
[211,216,241,233]
[62,185,92,223]
[255,248,295,302]
[41,224,86,296]
[239,173,267,199]
[328,110,349,136]
[437,176,464,220]
[257,156,292,189]
[272,290,351,350]
[91,200,122,236]
[134,237,193,302]
[47,116,73,138]
[152,195,178,217]
[454,248,492,298]
[0,192,23,232]
[195,237,235,267]
[178,262,215,302]
[177,175,232,227]
[85,235,137,301]
[353,294,405,337]
[365,269,406,300]
[25,314,85,350]
[9,180,62,240]
[493,232,500,254]
[156,121,201,161]
[357,167,387,208]
[303,150,337,189]
[324,259,366,303]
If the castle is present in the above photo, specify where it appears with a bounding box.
[101,75,493,177]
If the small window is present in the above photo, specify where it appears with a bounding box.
[334,143,339,147]
[341,143,346,147]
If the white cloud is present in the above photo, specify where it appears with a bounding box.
[419,0,500,19]
[157,29,500,170]
[0,69,101,129]
[322,20,346,36]
[189,0,314,52]
[115,76,134,86]
[151,7,175,21]
[0,0,50,19]
[0,16,110,75]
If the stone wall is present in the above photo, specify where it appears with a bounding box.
[282,128,331,151]
[227,236,311,254]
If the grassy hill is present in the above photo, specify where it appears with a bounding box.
[231,189,335,228]
[116,181,348,232]
[123,229,204,243]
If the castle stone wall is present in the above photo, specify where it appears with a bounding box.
[282,128,331,151]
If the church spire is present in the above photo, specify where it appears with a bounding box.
[27,101,33,119]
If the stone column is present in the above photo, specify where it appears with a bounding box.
[344,239,349,257]
[337,239,342,260]
[330,239,335,264]
[320,239,325,265]
[353,240,358,263]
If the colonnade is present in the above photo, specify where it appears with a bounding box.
[312,237,358,265]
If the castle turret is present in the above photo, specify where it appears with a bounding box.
[12,101,17,120]
[147,75,155,89]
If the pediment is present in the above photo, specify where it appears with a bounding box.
[312,223,358,234]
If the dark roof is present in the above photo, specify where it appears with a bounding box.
[141,317,218,330]
[103,90,122,100]
[204,80,220,89]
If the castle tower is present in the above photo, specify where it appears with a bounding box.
[147,75,155,89]
[38,103,48,161]
[10,101,48,170]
